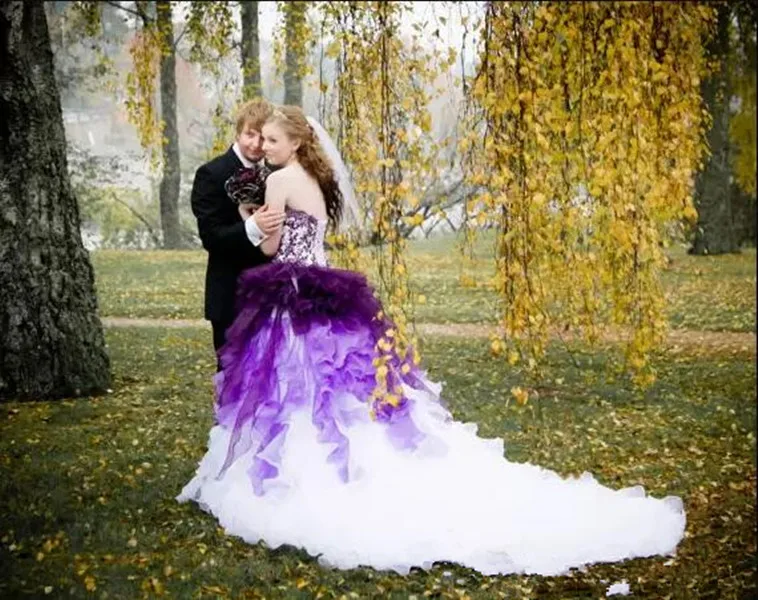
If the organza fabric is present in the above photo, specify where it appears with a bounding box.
[178,208,686,576]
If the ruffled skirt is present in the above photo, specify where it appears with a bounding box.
[178,263,685,576]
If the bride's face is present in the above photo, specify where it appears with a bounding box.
[262,122,301,167]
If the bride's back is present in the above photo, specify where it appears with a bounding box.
[278,163,328,222]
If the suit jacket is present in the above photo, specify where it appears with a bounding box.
[191,146,268,324]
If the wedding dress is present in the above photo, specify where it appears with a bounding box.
[177,207,685,576]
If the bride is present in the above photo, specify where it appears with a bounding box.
[177,105,685,577]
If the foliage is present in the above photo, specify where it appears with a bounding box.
[0,326,754,598]
[463,2,713,387]
[184,1,235,75]
[275,1,313,106]
[240,1,263,100]
[44,2,122,106]
[72,1,163,165]
[125,4,163,166]
[62,1,743,381]
[184,5,253,159]
[72,0,235,167]
[728,1,757,198]
[208,102,238,160]
[68,144,162,249]
[315,1,457,414]
[70,0,237,248]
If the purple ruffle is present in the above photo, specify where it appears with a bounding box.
[214,262,429,495]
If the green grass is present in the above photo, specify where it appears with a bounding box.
[1,327,755,599]
[91,236,756,331]
[662,248,756,332]
[4,235,755,596]
[93,250,207,320]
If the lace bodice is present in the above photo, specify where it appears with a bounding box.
[273,208,328,267]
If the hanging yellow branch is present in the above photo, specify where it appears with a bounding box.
[124,9,162,166]
[465,1,712,387]
[317,1,455,415]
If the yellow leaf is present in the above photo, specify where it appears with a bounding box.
[384,394,401,407]
[404,213,424,227]
[682,204,698,221]
[511,386,529,406]
[149,577,164,595]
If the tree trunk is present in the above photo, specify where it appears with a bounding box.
[283,1,306,107]
[0,0,111,400]
[732,183,757,247]
[240,1,261,100]
[156,1,181,249]
[690,4,740,255]
[731,0,757,247]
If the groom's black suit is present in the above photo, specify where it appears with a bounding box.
[191,146,268,359]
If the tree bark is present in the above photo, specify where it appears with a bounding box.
[732,183,757,247]
[240,1,261,100]
[690,3,740,255]
[0,0,111,400]
[283,1,306,107]
[731,0,757,247]
[156,1,181,249]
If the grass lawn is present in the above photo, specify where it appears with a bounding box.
[1,325,755,598]
[3,234,755,597]
[91,236,757,332]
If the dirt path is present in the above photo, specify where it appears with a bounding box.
[421,323,756,354]
[102,317,755,354]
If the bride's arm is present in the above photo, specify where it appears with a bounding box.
[260,170,288,257]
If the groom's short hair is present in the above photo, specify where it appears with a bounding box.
[235,98,273,135]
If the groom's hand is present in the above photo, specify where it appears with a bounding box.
[251,203,286,236]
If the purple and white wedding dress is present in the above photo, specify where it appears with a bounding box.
[177,208,685,576]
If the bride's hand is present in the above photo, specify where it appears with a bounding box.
[238,202,260,221]
[250,203,286,236]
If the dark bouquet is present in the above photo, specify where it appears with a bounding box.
[224,162,273,205]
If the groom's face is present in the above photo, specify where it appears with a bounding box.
[236,122,264,162]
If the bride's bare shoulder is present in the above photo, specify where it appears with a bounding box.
[267,165,306,187]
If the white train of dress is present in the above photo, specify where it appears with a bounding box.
[178,209,685,576]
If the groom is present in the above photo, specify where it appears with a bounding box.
[191,98,285,369]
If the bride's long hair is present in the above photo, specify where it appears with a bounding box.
[266,105,343,226]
